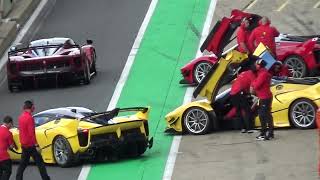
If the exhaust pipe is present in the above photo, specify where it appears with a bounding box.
[87,149,94,156]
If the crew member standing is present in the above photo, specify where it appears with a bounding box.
[16,100,50,180]
[0,116,16,180]
[237,18,252,54]
[249,16,280,56]
[251,59,274,140]
[230,67,256,133]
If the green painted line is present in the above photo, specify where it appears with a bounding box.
[87,0,210,179]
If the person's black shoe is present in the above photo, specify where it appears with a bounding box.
[266,132,274,140]
[241,129,247,133]
[246,129,254,134]
[255,135,266,141]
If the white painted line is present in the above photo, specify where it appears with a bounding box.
[0,76,6,87]
[276,0,290,11]
[313,0,320,8]
[246,0,258,10]
[106,0,158,111]
[0,0,49,83]
[162,0,217,179]
[77,0,159,180]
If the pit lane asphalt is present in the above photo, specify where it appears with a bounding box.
[172,0,320,180]
[0,0,151,179]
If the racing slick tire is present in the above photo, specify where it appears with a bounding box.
[182,107,212,135]
[53,136,77,167]
[284,55,307,78]
[8,83,14,92]
[193,61,213,84]
[91,50,97,75]
[7,80,20,92]
[289,98,317,129]
[136,141,148,156]
[82,62,91,85]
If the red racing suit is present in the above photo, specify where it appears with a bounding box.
[274,64,291,77]
[248,20,280,56]
[236,22,251,53]
[251,67,273,100]
[230,70,256,95]
[0,125,14,161]
[18,111,38,148]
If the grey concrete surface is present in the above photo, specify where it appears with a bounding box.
[0,0,40,57]
[172,0,320,180]
[0,0,151,180]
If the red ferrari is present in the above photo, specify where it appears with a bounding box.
[180,9,320,85]
[7,37,97,92]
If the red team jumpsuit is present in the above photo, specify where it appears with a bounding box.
[249,19,280,56]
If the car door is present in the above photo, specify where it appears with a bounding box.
[193,50,249,102]
[200,9,261,56]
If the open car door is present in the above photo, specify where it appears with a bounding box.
[200,9,261,56]
[193,50,248,102]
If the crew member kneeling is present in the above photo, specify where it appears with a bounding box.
[230,66,257,133]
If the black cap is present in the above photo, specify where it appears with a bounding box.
[24,100,34,109]
[3,116,13,124]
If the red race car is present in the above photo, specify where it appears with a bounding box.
[7,37,97,92]
[180,9,320,85]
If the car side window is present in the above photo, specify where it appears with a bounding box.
[34,114,57,127]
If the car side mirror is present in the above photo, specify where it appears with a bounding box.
[86,39,93,45]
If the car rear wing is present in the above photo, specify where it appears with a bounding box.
[84,107,150,120]
[8,44,81,56]
[280,34,320,44]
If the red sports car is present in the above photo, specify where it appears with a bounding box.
[7,37,97,92]
[180,9,320,85]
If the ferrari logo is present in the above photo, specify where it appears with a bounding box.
[263,32,266,36]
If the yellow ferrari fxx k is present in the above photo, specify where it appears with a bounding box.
[9,107,153,167]
[165,50,320,135]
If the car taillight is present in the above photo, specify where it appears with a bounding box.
[74,57,82,67]
[78,128,89,146]
[9,63,17,74]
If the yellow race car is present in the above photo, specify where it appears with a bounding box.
[9,107,153,167]
[165,49,320,135]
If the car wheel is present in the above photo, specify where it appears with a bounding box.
[284,55,307,78]
[83,62,91,85]
[90,50,97,75]
[53,136,75,167]
[136,141,147,156]
[193,61,212,84]
[8,83,14,92]
[7,80,20,92]
[183,107,212,135]
[289,98,316,129]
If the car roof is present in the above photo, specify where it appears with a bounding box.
[34,107,94,119]
[29,37,75,47]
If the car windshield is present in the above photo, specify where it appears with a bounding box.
[33,114,57,127]
[29,38,75,57]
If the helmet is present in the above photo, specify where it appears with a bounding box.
[256,59,267,68]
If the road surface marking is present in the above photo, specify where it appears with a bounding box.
[0,0,50,83]
[314,0,320,8]
[276,0,290,11]
[77,0,159,180]
[246,0,259,10]
[162,0,217,179]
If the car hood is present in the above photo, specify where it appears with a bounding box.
[200,9,261,56]
[193,50,248,102]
